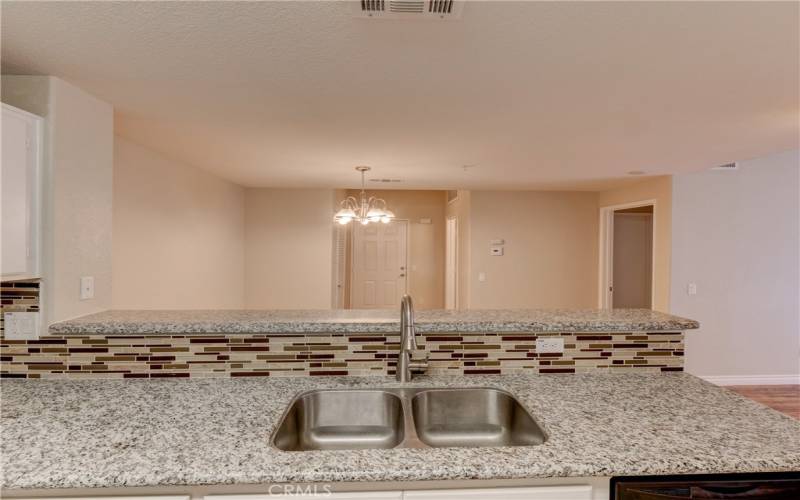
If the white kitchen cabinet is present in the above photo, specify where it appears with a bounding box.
[13,496,189,500]
[206,492,401,499]
[1,103,42,279]
[403,485,593,500]
[12,484,597,500]
[205,485,591,500]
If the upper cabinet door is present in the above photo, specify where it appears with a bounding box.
[1,103,42,279]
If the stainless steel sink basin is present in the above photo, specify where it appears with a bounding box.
[411,388,546,448]
[271,387,546,451]
[272,390,405,451]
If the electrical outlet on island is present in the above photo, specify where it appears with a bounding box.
[536,337,564,354]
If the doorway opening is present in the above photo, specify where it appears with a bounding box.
[350,219,409,309]
[599,201,655,309]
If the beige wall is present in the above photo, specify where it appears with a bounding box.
[672,150,799,380]
[598,176,672,312]
[445,190,471,309]
[2,76,114,325]
[245,188,335,308]
[468,191,599,309]
[112,137,245,309]
[344,190,446,309]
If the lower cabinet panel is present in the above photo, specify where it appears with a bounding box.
[405,485,593,500]
[206,492,402,500]
[14,497,190,500]
[10,483,597,500]
[206,485,592,500]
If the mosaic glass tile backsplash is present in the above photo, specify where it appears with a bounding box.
[2,330,683,379]
[0,279,40,331]
[1,281,684,378]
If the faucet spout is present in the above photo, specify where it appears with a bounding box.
[396,295,427,382]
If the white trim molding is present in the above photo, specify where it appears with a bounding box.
[698,374,800,386]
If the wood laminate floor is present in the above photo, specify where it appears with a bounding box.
[727,385,800,420]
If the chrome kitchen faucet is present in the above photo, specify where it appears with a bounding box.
[396,295,428,382]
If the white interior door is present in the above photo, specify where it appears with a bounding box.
[351,220,408,309]
[445,217,457,309]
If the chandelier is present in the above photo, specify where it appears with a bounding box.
[334,166,396,225]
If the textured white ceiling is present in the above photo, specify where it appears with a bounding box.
[2,1,798,190]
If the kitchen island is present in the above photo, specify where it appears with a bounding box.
[8,308,796,499]
[2,308,697,379]
[1,372,799,497]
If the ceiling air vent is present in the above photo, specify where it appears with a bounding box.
[711,162,739,171]
[391,1,425,13]
[353,0,463,19]
[361,0,385,13]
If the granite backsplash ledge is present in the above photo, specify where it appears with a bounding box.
[47,308,700,334]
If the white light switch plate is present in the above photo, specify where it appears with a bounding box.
[4,312,40,340]
[536,337,564,353]
[80,276,95,300]
[489,246,504,256]
[687,282,697,296]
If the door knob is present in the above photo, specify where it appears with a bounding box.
[400,274,406,277]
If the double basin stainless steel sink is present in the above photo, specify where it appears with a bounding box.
[272,387,547,451]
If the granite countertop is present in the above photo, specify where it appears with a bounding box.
[2,373,798,491]
[48,308,699,335]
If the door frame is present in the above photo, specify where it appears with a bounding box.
[445,216,458,310]
[349,219,410,309]
[598,199,657,309]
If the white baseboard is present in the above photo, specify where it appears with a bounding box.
[697,374,800,386]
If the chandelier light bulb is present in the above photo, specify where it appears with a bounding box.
[366,207,385,222]
[381,210,395,223]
